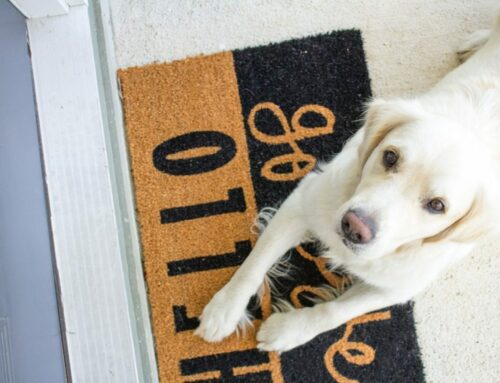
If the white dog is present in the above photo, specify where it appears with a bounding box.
[195,14,500,352]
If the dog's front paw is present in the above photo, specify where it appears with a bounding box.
[195,288,250,342]
[256,309,316,352]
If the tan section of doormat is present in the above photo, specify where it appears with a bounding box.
[119,52,282,382]
[119,30,424,383]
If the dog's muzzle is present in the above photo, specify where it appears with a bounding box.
[341,209,376,245]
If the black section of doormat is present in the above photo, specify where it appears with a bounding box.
[234,29,372,202]
[234,30,425,382]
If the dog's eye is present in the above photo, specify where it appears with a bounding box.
[383,150,398,169]
[427,198,446,214]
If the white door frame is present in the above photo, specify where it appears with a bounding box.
[9,0,88,18]
[8,1,158,382]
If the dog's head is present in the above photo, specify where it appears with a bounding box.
[336,97,499,259]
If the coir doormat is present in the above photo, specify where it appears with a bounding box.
[119,30,425,383]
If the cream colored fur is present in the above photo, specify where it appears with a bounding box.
[195,13,500,352]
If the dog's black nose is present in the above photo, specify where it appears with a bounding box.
[341,210,376,244]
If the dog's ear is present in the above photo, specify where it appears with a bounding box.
[358,99,417,169]
[424,191,495,244]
